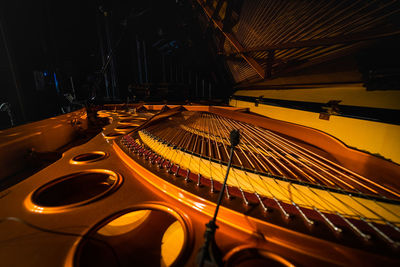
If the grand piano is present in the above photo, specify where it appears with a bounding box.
[0,0,400,266]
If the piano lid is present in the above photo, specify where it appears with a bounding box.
[194,0,400,164]
[194,0,400,86]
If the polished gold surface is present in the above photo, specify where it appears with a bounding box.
[97,209,152,236]
[0,104,399,266]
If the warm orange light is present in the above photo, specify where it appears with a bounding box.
[97,210,152,236]
[161,220,185,267]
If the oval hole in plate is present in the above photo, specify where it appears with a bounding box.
[30,171,121,208]
[74,205,190,267]
[71,152,107,164]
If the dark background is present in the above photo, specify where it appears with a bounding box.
[1,0,400,130]
[0,0,232,129]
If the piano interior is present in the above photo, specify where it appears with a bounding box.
[1,0,400,266]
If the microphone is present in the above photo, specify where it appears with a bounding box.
[197,129,240,267]
[230,129,240,147]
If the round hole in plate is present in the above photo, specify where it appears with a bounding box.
[28,170,122,210]
[224,247,294,267]
[74,205,191,267]
[71,151,107,164]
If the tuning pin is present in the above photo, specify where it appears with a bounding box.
[164,160,170,172]
[239,188,249,206]
[167,162,173,174]
[225,185,231,199]
[314,207,341,234]
[158,158,165,169]
[273,197,288,219]
[185,170,190,182]
[255,192,268,213]
[174,165,180,176]
[292,202,314,227]
[150,154,157,164]
[196,173,201,187]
